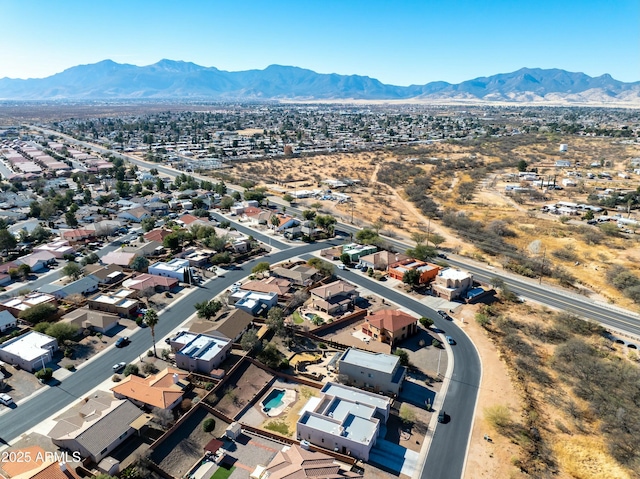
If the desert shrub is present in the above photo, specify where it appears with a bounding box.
[399,404,416,424]
[475,313,491,328]
[554,312,604,336]
[35,367,53,382]
[264,420,289,435]
[112,374,121,382]
[551,266,576,285]
[142,363,157,375]
[502,332,536,357]
[551,246,578,262]
[484,405,512,429]
[202,418,216,433]
[123,364,139,377]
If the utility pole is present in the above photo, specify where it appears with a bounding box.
[539,247,546,285]
[436,349,442,377]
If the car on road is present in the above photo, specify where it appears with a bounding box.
[112,362,126,372]
[438,410,447,423]
[437,253,448,259]
[446,335,455,345]
[115,337,130,348]
[337,264,347,270]
[437,310,452,320]
[0,393,14,406]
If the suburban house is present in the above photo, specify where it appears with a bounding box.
[111,367,189,410]
[296,382,390,461]
[48,392,147,464]
[0,310,17,332]
[39,275,100,299]
[148,258,190,282]
[62,228,96,243]
[189,308,254,343]
[432,268,474,301]
[231,290,278,316]
[100,251,137,268]
[84,264,126,285]
[337,348,406,395]
[341,244,377,262]
[359,251,409,271]
[171,332,232,374]
[60,308,120,334]
[144,228,173,243]
[117,206,151,223]
[17,461,82,479]
[87,289,139,316]
[252,444,363,479]
[0,331,58,372]
[310,280,359,314]
[0,292,58,318]
[15,251,57,272]
[240,277,291,299]
[387,258,440,284]
[362,310,418,345]
[33,239,75,259]
[121,240,164,257]
[122,273,178,294]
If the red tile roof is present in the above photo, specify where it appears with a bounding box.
[366,309,417,333]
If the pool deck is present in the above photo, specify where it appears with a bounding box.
[263,388,296,417]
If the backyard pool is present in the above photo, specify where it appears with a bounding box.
[304,313,316,320]
[262,389,285,412]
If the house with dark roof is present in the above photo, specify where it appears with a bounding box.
[0,309,17,333]
[60,308,120,334]
[338,348,406,395]
[362,310,418,345]
[117,206,151,223]
[359,251,409,271]
[189,308,254,343]
[310,280,359,314]
[48,392,147,463]
[272,264,318,286]
[240,277,291,299]
[38,275,100,299]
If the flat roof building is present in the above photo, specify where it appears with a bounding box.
[172,332,232,374]
[0,331,58,372]
[338,348,406,395]
[148,258,190,282]
[297,382,390,461]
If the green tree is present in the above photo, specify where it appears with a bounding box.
[252,262,271,275]
[123,364,139,377]
[144,309,159,358]
[18,303,58,324]
[45,322,79,342]
[302,210,316,221]
[266,307,285,335]
[307,257,334,277]
[80,253,100,266]
[394,348,410,366]
[31,225,52,243]
[141,217,156,232]
[406,244,436,261]
[0,229,17,255]
[240,329,259,351]
[65,211,78,228]
[219,196,235,210]
[355,228,380,245]
[194,300,222,320]
[419,317,434,328]
[131,256,150,272]
[517,159,528,172]
[429,233,445,248]
[402,269,421,288]
[62,262,82,280]
[282,193,294,204]
[411,232,428,245]
[340,253,351,265]
[17,263,31,280]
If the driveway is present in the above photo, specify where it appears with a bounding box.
[370,438,419,477]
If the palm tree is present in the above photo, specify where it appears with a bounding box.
[144,309,159,358]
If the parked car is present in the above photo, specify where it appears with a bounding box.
[112,362,126,372]
[438,410,447,423]
[0,393,14,406]
[438,310,452,320]
[115,337,130,348]
[337,264,347,270]
[446,336,455,345]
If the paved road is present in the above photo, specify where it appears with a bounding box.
[0,240,340,443]
[306,261,480,479]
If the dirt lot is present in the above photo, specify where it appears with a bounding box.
[212,361,275,419]
[151,406,228,478]
[0,363,43,402]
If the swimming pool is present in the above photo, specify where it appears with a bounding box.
[262,389,285,412]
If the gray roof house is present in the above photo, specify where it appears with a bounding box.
[39,275,100,299]
[0,310,17,333]
[48,392,147,463]
[337,348,407,395]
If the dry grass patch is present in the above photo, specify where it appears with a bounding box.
[555,436,634,479]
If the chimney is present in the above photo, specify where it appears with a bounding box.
[59,463,67,472]
[173,373,179,384]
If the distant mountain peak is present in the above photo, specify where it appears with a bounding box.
[0,60,637,104]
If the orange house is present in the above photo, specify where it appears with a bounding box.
[362,309,418,345]
[387,258,441,284]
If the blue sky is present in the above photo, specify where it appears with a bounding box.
[1,0,638,85]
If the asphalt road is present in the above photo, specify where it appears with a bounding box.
[0,240,340,443]
[306,261,481,479]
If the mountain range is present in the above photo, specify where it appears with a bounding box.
[1,59,639,104]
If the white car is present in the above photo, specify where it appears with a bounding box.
[112,362,126,372]
[0,393,14,406]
